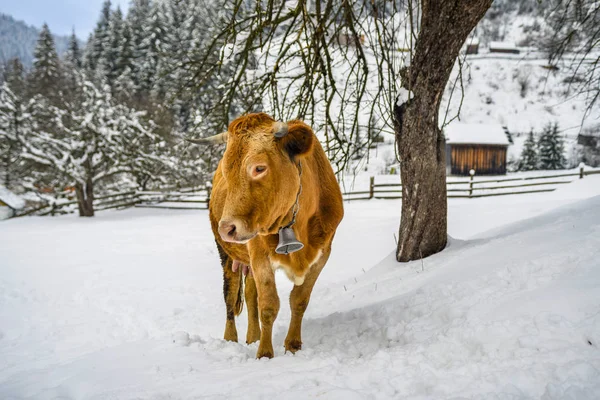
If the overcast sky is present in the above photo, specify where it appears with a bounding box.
[0,0,130,38]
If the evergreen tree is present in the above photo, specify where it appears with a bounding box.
[2,58,26,95]
[97,6,124,87]
[0,83,31,190]
[538,123,567,170]
[518,130,538,171]
[64,29,82,70]
[82,33,95,71]
[115,19,134,86]
[87,0,112,74]
[62,30,83,96]
[137,1,166,99]
[159,0,196,132]
[125,0,152,94]
[28,24,62,103]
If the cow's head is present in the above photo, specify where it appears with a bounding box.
[190,113,314,243]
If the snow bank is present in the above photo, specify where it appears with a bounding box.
[0,186,25,210]
[1,177,600,399]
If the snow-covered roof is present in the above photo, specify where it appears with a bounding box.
[466,37,480,46]
[444,123,510,146]
[0,186,26,210]
[489,41,517,51]
[580,123,600,138]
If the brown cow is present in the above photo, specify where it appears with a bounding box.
[189,113,343,358]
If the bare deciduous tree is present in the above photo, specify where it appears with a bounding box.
[395,0,491,261]
[545,0,600,115]
[190,0,492,261]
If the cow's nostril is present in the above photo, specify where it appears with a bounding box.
[219,219,243,242]
[227,225,236,237]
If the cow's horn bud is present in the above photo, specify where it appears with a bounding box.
[185,131,228,145]
[273,121,289,138]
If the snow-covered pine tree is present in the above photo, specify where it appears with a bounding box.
[28,24,63,104]
[98,6,125,87]
[64,29,82,70]
[159,0,197,132]
[0,83,31,190]
[518,129,538,171]
[137,1,166,99]
[3,58,26,95]
[113,19,134,96]
[124,0,152,96]
[538,123,567,170]
[62,30,83,96]
[86,0,112,74]
[82,33,95,72]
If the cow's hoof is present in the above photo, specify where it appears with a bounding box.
[224,335,238,342]
[256,348,274,359]
[246,327,260,344]
[284,339,302,353]
[223,330,238,343]
[224,320,238,342]
[246,335,260,345]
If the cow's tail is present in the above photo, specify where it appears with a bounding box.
[215,240,244,317]
[234,268,244,316]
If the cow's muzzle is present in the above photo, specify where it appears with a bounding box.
[218,218,256,244]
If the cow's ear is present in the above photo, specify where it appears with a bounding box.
[279,121,314,158]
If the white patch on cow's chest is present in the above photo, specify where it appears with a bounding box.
[271,249,323,286]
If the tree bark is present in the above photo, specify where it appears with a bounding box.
[75,178,95,217]
[395,0,492,262]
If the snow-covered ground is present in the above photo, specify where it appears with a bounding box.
[2,176,600,399]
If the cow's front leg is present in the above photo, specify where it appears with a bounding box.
[252,261,279,358]
[285,250,328,353]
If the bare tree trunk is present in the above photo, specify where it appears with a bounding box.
[395,0,492,262]
[75,178,95,217]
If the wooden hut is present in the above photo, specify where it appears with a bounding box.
[577,124,600,167]
[338,32,366,47]
[489,41,519,54]
[0,186,25,220]
[444,123,510,176]
[466,38,479,55]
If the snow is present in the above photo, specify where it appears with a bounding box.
[445,123,510,146]
[489,41,518,51]
[0,186,26,210]
[1,176,600,398]
[466,37,480,46]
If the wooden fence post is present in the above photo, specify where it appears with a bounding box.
[369,176,375,199]
[469,169,475,197]
[580,164,584,179]
[206,182,212,208]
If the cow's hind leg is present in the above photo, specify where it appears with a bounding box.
[216,242,243,342]
[284,249,329,353]
[244,274,261,344]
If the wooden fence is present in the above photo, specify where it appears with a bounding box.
[343,166,600,201]
[15,167,600,216]
[19,186,209,217]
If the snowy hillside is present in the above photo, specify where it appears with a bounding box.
[365,52,600,176]
[1,177,600,399]
[441,53,600,167]
[0,14,70,67]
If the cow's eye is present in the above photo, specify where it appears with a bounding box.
[252,165,268,178]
